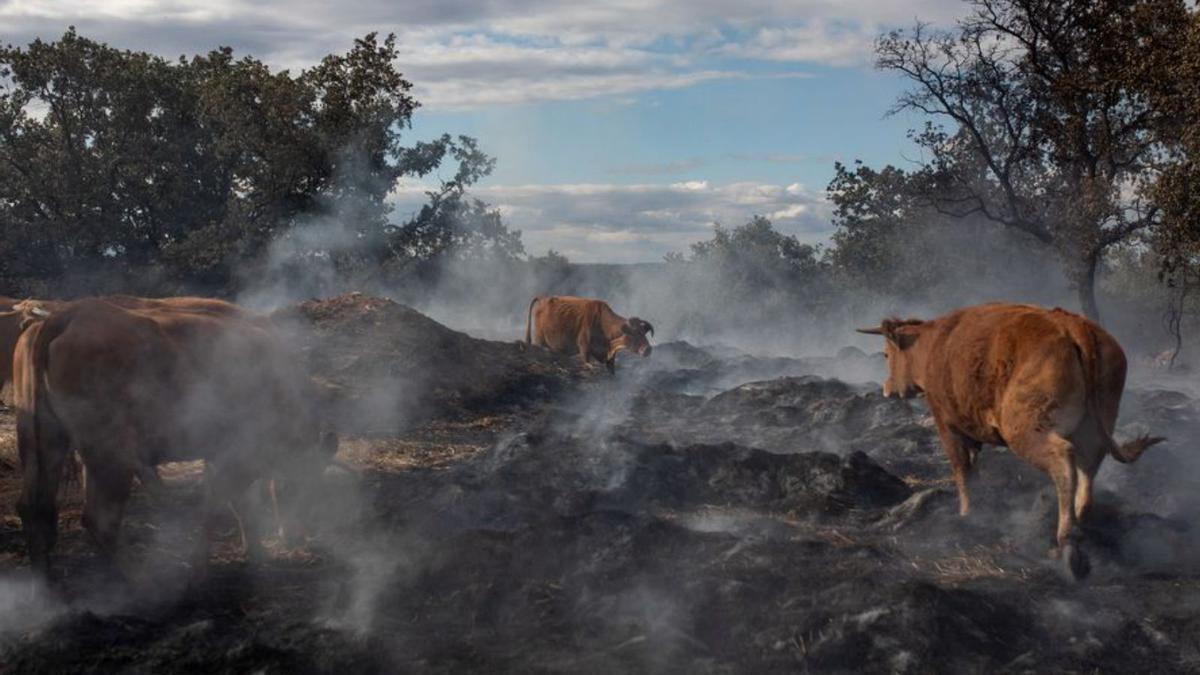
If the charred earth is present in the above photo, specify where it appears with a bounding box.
[2,293,1198,673]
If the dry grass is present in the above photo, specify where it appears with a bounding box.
[901,474,954,489]
[926,544,1032,584]
[337,436,489,473]
[336,415,516,473]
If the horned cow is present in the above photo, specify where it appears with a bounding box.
[858,302,1163,580]
[525,295,654,373]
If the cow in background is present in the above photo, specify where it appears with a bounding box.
[525,295,654,373]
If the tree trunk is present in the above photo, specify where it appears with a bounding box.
[1078,255,1102,324]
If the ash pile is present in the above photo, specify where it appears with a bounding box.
[3,295,1200,674]
[271,293,597,433]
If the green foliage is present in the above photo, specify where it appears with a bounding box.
[686,215,823,282]
[667,216,829,326]
[826,161,933,292]
[0,29,511,293]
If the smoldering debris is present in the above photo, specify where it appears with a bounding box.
[3,295,1200,673]
[271,293,598,434]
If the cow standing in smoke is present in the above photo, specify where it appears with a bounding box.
[525,295,654,373]
[858,302,1163,580]
[13,297,338,579]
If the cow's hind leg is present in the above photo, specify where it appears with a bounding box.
[1009,430,1088,580]
[1069,422,1108,523]
[1073,457,1101,524]
[16,412,71,577]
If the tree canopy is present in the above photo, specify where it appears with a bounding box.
[0,29,515,293]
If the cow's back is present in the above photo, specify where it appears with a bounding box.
[37,299,302,463]
[921,303,1094,444]
[38,302,174,447]
[531,296,606,355]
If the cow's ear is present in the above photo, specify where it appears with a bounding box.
[621,322,634,335]
[881,318,922,350]
[893,329,919,351]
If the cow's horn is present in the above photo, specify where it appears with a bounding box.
[643,320,654,336]
[856,326,885,335]
[30,307,50,318]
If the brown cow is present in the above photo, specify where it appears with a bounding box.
[525,295,654,373]
[858,303,1163,580]
[0,296,253,404]
[14,298,337,578]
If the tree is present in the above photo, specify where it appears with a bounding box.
[826,159,1068,305]
[1139,10,1200,287]
[0,30,512,292]
[674,215,827,312]
[825,161,938,293]
[876,0,1191,322]
[688,215,823,279]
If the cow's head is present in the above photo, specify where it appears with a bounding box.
[620,317,655,357]
[856,318,926,398]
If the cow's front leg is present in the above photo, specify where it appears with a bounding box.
[191,460,255,582]
[229,486,265,564]
[935,423,978,516]
[577,332,597,370]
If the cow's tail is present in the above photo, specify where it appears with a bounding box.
[14,313,72,573]
[525,296,539,345]
[1072,322,1165,464]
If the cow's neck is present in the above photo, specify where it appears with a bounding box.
[908,330,933,391]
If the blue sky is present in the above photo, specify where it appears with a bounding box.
[1,0,966,262]
[410,65,921,188]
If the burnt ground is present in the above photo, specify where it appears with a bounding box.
[2,293,1200,673]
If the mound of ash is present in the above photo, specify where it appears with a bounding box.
[438,432,911,529]
[272,293,595,432]
[628,340,886,396]
[618,375,941,477]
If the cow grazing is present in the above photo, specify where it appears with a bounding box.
[14,297,337,578]
[525,295,654,373]
[858,303,1163,580]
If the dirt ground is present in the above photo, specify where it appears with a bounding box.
[2,295,1199,674]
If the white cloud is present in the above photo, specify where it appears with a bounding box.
[0,0,968,109]
[720,20,879,67]
[391,180,834,263]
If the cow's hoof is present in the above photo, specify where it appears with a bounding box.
[1060,542,1091,581]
